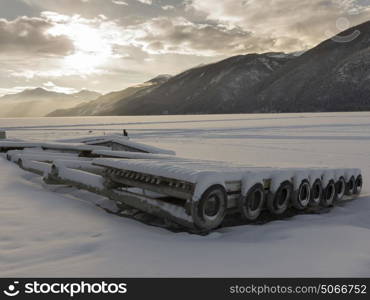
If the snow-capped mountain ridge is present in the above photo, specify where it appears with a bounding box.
[0,88,101,117]
[48,20,370,117]
[48,75,171,117]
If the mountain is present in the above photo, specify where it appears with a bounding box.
[0,88,101,103]
[48,20,370,117]
[98,53,293,116]
[71,90,102,101]
[0,88,101,117]
[93,21,370,116]
[47,75,172,117]
[249,20,370,113]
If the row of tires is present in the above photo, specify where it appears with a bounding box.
[7,152,363,232]
[193,175,363,231]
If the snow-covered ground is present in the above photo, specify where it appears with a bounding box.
[1,112,370,277]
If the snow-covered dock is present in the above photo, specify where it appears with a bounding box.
[92,157,361,230]
[0,134,176,155]
[2,113,370,277]
[1,133,363,232]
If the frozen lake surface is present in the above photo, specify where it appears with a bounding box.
[1,112,370,277]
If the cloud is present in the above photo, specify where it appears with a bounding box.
[42,81,78,93]
[112,0,128,5]
[0,11,133,85]
[26,12,131,76]
[188,0,370,52]
[162,5,175,11]
[0,86,38,96]
[126,17,285,56]
[4,0,370,100]
[137,0,153,4]
[0,81,78,95]
[0,16,74,56]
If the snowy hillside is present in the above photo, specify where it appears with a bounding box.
[98,53,292,116]
[0,88,101,118]
[48,75,171,117]
[255,21,370,113]
[1,112,370,276]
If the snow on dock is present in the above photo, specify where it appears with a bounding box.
[86,137,176,155]
[0,113,370,277]
[92,149,172,160]
[93,157,360,187]
[0,140,109,152]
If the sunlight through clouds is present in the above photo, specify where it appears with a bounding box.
[1,0,370,96]
[43,12,126,75]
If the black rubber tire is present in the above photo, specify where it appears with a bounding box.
[310,179,323,206]
[267,181,292,215]
[239,183,265,221]
[292,180,311,210]
[335,177,346,201]
[193,185,227,231]
[354,175,363,195]
[345,176,356,196]
[321,180,336,207]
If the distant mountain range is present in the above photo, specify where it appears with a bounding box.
[47,75,171,117]
[8,20,370,118]
[0,88,101,117]
[47,53,293,117]
[100,53,294,116]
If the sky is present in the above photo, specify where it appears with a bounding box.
[0,0,370,96]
